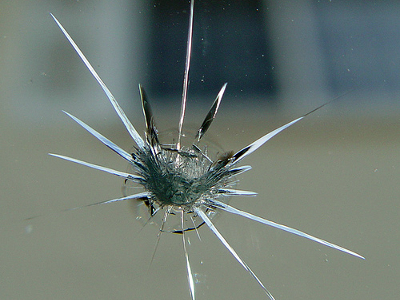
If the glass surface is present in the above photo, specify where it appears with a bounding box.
[0,1,399,299]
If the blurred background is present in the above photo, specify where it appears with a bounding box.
[1,0,399,299]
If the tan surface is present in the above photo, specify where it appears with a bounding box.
[1,110,398,300]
